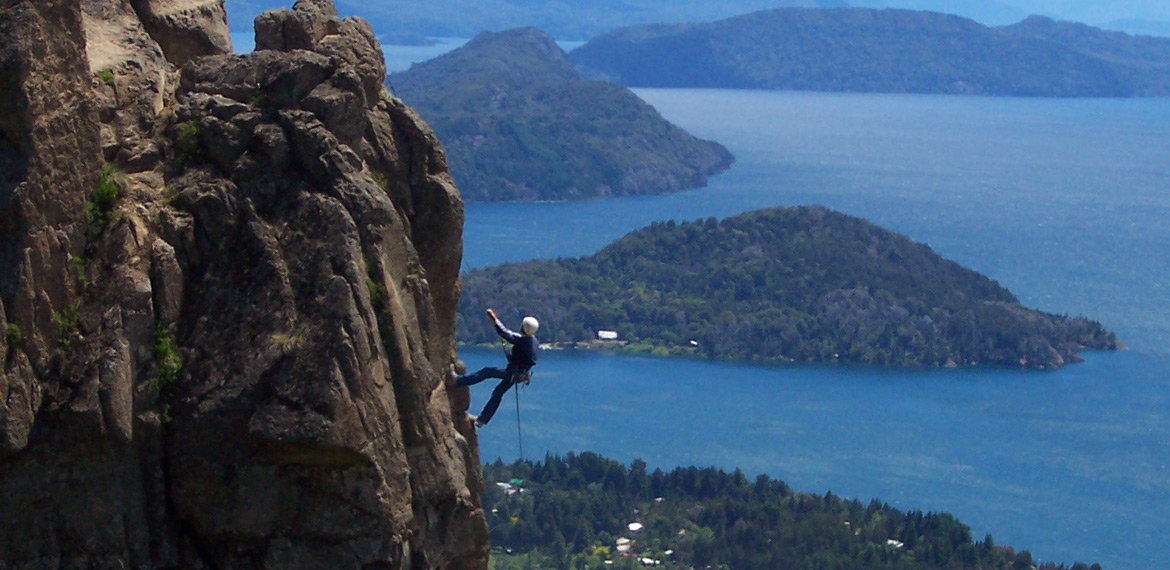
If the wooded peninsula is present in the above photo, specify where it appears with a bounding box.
[458,206,1119,368]
[391,27,732,202]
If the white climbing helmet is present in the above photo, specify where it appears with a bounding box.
[521,316,539,335]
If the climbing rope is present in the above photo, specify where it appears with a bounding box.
[514,382,524,460]
[502,340,525,460]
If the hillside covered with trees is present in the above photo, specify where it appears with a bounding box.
[458,206,1118,368]
[482,453,1102,570]
[390,28,732,202]
[568,8,1170,97]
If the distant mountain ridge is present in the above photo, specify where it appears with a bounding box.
[228,0,1170,41]
[1105,18,1170,38]
[850,0,1027,25]
[459,206,1119,368]
[228,0,848,42]
[568,8,1170,97]
[391,27,732,202]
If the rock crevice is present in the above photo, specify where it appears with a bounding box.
[0,1,486,568]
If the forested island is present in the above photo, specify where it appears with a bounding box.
[483,453,1102,570]
[458,206,1119,368]
[390,28,732,202]
[568,8,1170,97]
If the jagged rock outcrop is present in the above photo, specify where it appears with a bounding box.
[0,0,486,568]
[1,0,104,457]
[130,0,232,66]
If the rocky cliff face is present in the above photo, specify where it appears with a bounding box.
[0,1,487,568]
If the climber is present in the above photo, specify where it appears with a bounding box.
[455,308,539,428]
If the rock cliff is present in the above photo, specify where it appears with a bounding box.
[0,0,487,568]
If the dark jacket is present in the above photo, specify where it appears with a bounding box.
[494,319,538,370]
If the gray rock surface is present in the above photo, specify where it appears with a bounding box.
[0,0,486,568]
[130,0,232,66]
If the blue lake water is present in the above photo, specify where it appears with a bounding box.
[227,24,1170,570]
[456,91,1170,570]
[232,35,1170,568]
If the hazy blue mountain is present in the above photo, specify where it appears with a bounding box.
[390,28,732,202]
[230,0,849,41]
[850,0,1027,25]
[1104,18,1170,38]
[226,0,1170,39]
[1004,15,1170,66]
[1032,1,1170,27]
[568,8,1170,96]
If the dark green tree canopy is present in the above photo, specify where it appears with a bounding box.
[391,27,733,202]
[459,206,1118,368]
[483,453,1100,570]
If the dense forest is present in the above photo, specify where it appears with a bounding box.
[390,28,732,202]
[482,453,1102,570]
[459,206,1118,368]
[568,8,1170,97]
